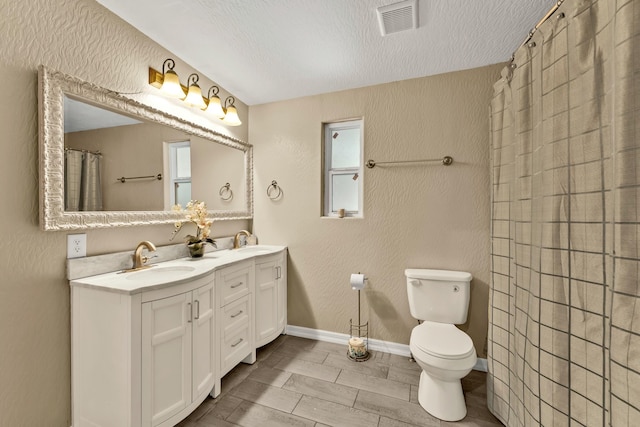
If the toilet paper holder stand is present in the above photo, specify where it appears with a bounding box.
[348,276,370,362]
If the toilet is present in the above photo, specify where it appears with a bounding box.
[405,268,477,422]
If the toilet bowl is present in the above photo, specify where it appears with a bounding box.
[405,268,476,421]
[410,321,476,421]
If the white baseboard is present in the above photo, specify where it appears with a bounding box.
[285,324,412,357]
[285,324,488,372]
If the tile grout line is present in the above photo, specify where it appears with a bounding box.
[289,391,304,415]
[183,335,502,427]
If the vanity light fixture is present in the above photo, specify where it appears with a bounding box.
[205,86,226,119]
[183,73,207,109]
[222,96,242,126]
[159,59,186,99]
[148,59,242,125]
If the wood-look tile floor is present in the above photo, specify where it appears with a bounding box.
[178,335,504,427]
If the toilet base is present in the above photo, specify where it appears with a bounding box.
[417,370,467,421]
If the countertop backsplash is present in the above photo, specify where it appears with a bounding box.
[67,236,237,280]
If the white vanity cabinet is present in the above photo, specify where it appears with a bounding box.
[71,274,217,427]
[255,250,287,348]
[141,278,215,427]
[71,272,216,427]
[69,245,288,427]
[216,260,255,377]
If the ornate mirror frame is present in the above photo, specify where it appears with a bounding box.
[38,65,253,231]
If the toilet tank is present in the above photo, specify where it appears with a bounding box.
[405,269,472,324]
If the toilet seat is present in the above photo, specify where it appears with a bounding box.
[411,322,475,360]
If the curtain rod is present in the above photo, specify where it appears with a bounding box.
[65,147,102,156]
[511,0,564,61]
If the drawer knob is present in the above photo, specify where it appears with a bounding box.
[230,281,244,289]
[231,310,244,318]
[231,338,243,347]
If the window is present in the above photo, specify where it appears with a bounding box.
[168,141,191,207]
[323,119,363,217]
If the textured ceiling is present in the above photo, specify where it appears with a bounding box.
[96,0,556,105]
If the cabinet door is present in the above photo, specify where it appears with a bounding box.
[192,282,215,399]
[142,293,192,427]
[255,259,278,347]
[276,254,287,332]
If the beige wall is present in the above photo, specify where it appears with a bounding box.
[0,0,248,425]
[191,137,246,212]
[250,64,502,356]
[66,123,167,211]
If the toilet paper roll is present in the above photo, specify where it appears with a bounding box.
[349,337,364,347]
[348,337,367,358]
[350,273,366,290]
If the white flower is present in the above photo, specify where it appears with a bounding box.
[169,200,216,246]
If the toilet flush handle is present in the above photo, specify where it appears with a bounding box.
[410,280,421,287]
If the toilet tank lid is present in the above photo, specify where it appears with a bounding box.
[405,269,472,282]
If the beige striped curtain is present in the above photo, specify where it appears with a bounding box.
[64,149,103,211]
[488,0,639,426]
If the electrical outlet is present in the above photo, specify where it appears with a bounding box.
[67,234,87,258]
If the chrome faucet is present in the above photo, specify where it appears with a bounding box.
[132,240,156,270]
[233,230,251,249]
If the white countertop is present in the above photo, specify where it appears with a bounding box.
[70,245,286,295]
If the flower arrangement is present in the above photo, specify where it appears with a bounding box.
[171,200,216,257]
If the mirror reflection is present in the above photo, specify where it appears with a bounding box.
[64,95,246,212]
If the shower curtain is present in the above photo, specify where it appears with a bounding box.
[488,0,639,426]
[65,149,103,211]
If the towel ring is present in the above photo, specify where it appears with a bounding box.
[219,183,233,201]
[267,180,282,200]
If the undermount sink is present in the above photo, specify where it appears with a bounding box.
[234,246,273,254]
[125,265,196,281]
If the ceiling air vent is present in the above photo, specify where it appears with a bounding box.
[377,0,418,36]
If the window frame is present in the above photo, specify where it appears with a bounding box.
[167,140,191,207]
[322,119,364,218]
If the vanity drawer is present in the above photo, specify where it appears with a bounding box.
[222,294,250,330]
[217,261,252,307]
[220,296,252,376]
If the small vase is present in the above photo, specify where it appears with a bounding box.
[187,242,205,258]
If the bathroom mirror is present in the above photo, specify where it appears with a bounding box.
[38,65,253,231]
